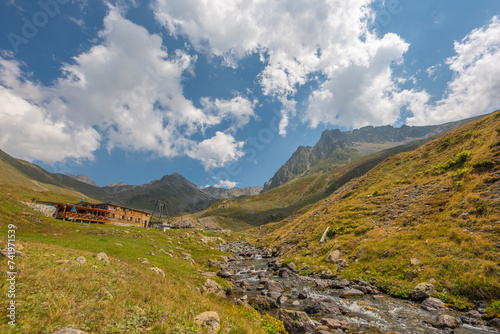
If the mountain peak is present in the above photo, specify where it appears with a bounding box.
[161,173,186,182]
[264,120,470,191]
[64,174,97,187]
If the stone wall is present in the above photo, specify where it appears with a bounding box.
[23,202,57,218]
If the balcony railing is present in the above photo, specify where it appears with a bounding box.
[57,212,108,223]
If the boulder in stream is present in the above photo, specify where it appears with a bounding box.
[411,282,435,301]
[304,298,341,315]
[264,280,284,294]
[340,288,364,298]
[249,295,278,310]
[433,314,461,329]
[420,297,446,311]
[278,309,316,334]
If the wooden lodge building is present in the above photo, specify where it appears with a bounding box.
[36,200,151,227]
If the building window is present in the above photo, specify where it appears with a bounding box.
[135,218,140,223]
[127,217,132,221]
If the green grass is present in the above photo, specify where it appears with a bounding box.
[0,191,268,333]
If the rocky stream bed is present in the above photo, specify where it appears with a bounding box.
[207,242,500,334]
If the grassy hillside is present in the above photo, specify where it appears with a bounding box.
[255,110,500,307]
[196,140,432,227]
[0,156,98,205]
[0,151,217,215]
[0,190,270,333]
[0,154,274,333]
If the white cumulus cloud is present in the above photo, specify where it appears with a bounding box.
[153,0,411,131]
[407,17,500,125]
[187,131,245,170]
[208,179,238,189]
[0,6,253,169]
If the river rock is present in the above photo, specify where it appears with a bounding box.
[267,290,282,300]
[200,279,226,298]
[278,309,316,334]
[315,280,330,290]
[208,259,220,267]
[249,295,277,310]
[321,318,348,330]
[433,314,461,329]
[194,311,220,334]
[340,288,364,298]
[264,280,284,293]
[475,300,488,313]
[329,280,349,289]
[268,258,282,267]
[315,325,330,331]
[217,270,232,278]
[298,292,308,299]
[304,298,341,315]
[411,282,435,301]
[279,268,293,278]
[489,318,500,329]
[318,268,335,279]
[277,294,288,305]
[326,250,341,263]
[52,329,89,334]
[284,261,297,270]
[420,297,446,311]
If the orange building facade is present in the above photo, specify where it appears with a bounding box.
[94,202,151,227]
[35,201,150,227]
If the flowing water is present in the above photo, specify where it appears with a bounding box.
[229,256,499,334]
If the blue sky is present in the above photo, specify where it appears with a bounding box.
[1,0,499,189]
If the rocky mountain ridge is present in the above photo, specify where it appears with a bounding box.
[264,120,472,191]
[202,185,263,199]
[64,174,98,187]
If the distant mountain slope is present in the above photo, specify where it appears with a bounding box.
[196,140,428,226]
[102,173,217,215]
[256,110,500,304]
[0,150,217,215]
[202,186,263,199]
[0,151,99,205]
[264,120,471,191]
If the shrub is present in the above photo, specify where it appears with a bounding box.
[437,136,457,150]
[487,300,500,316]
[454,150,471,165]
[432,151,472,174]
[474,202,488,216]
[261,314,288,334]
[327,221,359,237]
[472,159,495,172]
[453,168,469,180]
[354,225,372,236]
